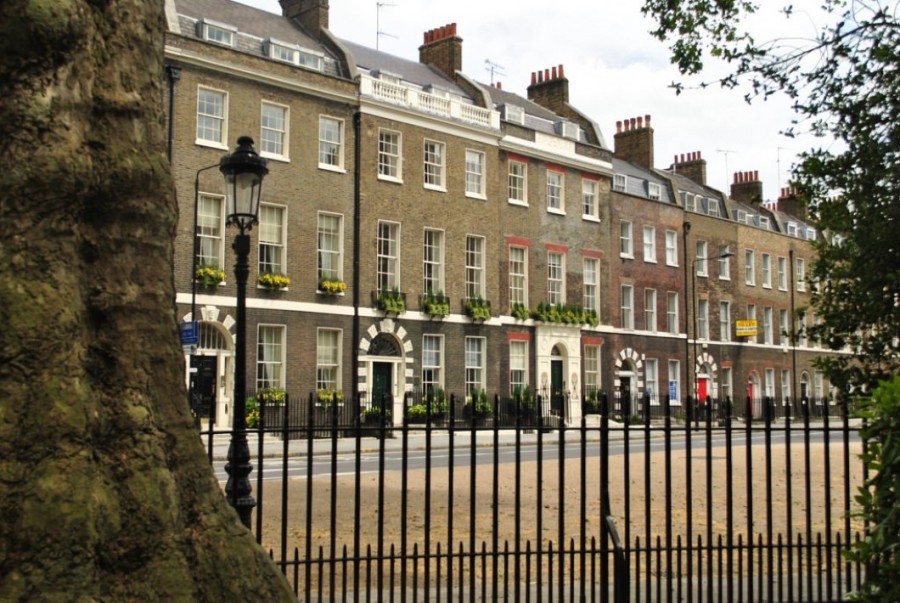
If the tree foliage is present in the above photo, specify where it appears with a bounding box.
[642,0,900,391]
[844,377,900,602]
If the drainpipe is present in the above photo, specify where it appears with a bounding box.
[165,64,181,163]
[352,111,362,403]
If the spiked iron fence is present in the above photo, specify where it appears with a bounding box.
[202,391,864,601]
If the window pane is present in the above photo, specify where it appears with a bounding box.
[317,213,342,282]
[319,117,342,166]
[258,205,285,275]
[260,103,286,156]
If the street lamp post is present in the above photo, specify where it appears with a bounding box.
[690,247,734,424]
[219,136,268,528]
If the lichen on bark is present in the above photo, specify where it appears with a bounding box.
[0,0,294,600]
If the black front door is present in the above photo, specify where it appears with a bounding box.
[620,377,632,416]
[190,355,217,422]
[551,359,564,417]
[372,362,392,408]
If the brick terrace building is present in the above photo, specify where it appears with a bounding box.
[165,0,835,426]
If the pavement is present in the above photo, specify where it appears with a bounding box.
[200,416,858,461]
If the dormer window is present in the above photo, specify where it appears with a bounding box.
[736,209,747,224]
[786,222,798,236]
[613,173,627,192]
[684,193,696,212]
[555,121,580,140]
[424,84,450,99]
[708,199,719,217]
[198,19,236,47]
[264,39,324,71]
[371,69,402,84]
[648,182,661,200]
[806,228,817,241]
[502,104,525,125]
[298,49,324,71]
[267,39,299,63]
[758,216,769,229]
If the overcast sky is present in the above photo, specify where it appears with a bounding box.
[234,0,831,198]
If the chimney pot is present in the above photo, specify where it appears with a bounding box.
[559,64,565,78]
[544,68,550,81]
[531,72,536,85]
[680,154,685,163]
[637,116,644,128]
[450,22,457,36]
[645,114,651,126]
[496,81,501,89]
[754,170,759,181]
[551,66,558,79]
[616,120,622,133]
[630,117,637,129]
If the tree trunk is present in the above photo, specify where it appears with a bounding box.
[0,1,294,600]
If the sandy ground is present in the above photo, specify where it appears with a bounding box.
[255,440,864,594]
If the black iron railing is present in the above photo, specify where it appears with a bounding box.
[200,390,863,601]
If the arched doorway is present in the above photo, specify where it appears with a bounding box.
[368,333,402,406]
[614,348,644,418]
[187,319,234,425]
[550,345,567,419]
[357,319,414,425]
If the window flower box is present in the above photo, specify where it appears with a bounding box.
[319,279,347,295]
[375,288,406,315]
[465,297,491,322]
[511,303,530,321]
[258,272,290,290]
[532,302,599,327]
[316,388,343,408]
[195,265,225,287]
[421,291,450,319]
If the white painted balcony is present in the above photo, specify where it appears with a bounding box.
[360,74,499,129]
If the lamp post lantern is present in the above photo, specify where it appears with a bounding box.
[220,136,268,528]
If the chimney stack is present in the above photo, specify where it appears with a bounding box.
[613,114,654,169]
[671,151,707,186]
[419,23,462,79]
[777,186,807,219]
[730,170,764,205]
[280,0,329,38]
[527,64,569,114]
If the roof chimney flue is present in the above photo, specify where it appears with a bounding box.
[418,22,463,79]
[613,114,655,170]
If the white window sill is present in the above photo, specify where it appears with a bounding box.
[378,174,403,184]
[644,258,657,265]
[424,184,447,193]
[465,192,487,201]
[508,199,529,207]
[582,215,601,223]
[319,163,346,174]
[547,207,566,216]
[620,253,634,260]
[261,152,290,163]
[195,139,229,151]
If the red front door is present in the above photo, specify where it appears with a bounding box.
[698,377,708,403]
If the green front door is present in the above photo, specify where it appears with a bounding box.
[372,362,392,407]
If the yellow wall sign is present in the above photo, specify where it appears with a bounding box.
[736,319,758,337]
